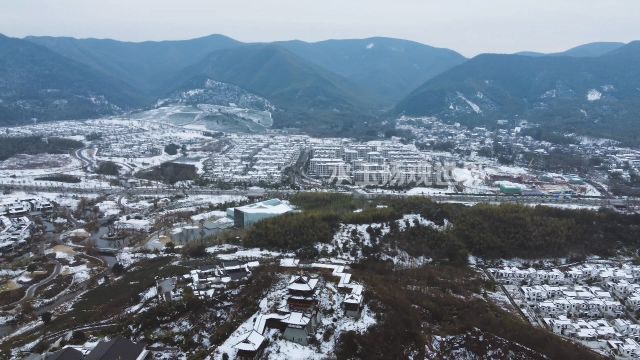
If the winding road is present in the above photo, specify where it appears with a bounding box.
[4,260,61,308]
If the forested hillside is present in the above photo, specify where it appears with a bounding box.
[0,35,145,124]
[396,41,640,144]
[245,193,640,260]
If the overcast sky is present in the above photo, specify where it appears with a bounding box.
[1,0,639,57]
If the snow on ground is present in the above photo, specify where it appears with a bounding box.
[0,154,80,177]
[405,187,452,195]
[486,165,529,176]
[16,274,32,283]
[397,214,438,230]
[214,310,262,359]
[0,191,97,210]
[127,286,158,314]
[183,123,208,131]
[587,89,602,101]
[0,315,14,326]
[451,166,494,194]
[121,198,153,211]
[494,180,528,189]
[204,244,239,254]
[191,210,227,222]
[174,194,247,207]
[116,248,158,268]
[172,153,209,176]
[529,203,601,211]
[61,264,90,284]
[0,269,23,277]
[318,214,444,263]
[214,248,282,261]
[50,192,99,209]
[321,221,390,261]
[582,183,601,197]
[44,245,77,262]
[96,200,120,217]
[486,290,516,314]
[0,167,113,189]
[213,273,377,360]
[97,151,182,172]
[264,279,376,359]
[114,216,151,231]
[457,92,482,114]
[171,225,199,235]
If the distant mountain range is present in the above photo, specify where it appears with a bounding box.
[514,42,625,57]
[395,41,640,144]
[26,34,242,94]
[1,34,465,135]
[1,33,639,142]
[276,37,466,105]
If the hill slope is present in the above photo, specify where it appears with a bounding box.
[169,44,381,136]
[26,35,241,94]
[557,41,625,57]
[395,41,640,143]
[28,35,464,107]
[516,42,625,58]
[0,34,145,125]
[278,37,466,104]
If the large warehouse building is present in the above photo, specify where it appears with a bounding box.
[227,199,294,228]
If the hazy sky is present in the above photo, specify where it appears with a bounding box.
[1,0,639,57]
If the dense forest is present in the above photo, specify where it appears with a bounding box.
[244,193,640,261]
[95,161,121,176]
[0,136,84,161]
[34,174,81,183]
[136,162,198,184]
[335,262,602,360]
[244,212,338,250]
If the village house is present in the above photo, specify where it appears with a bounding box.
[287,274,319,311]
[233,331,267,360]
[281,311,319,345]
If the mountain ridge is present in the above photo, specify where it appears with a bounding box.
[0,34,146,124]
[168,43,381,135]
[26,34,242,93]
[395,41,640,143]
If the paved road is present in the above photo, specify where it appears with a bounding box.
[1,183,639,209]
[42,320,119,343]
[4,261,61,308]
[73,148,98,172]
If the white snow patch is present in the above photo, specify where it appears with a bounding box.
[457,92,482,114]
[587,89,602,101]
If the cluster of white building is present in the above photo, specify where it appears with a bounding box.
[203,134,307,184]
[523,284,624,318]
[0,197,52,216]
[491,263,640,286]
[97,123,206,159]
[308,138,448,186]
[545,316,640,357]
[0,216,32,255]
[0,197,52,256]
[490,262,640,358]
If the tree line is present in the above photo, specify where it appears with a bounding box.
[0,135,84,161]
[246,193,640,261]
[335,262,601,360]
